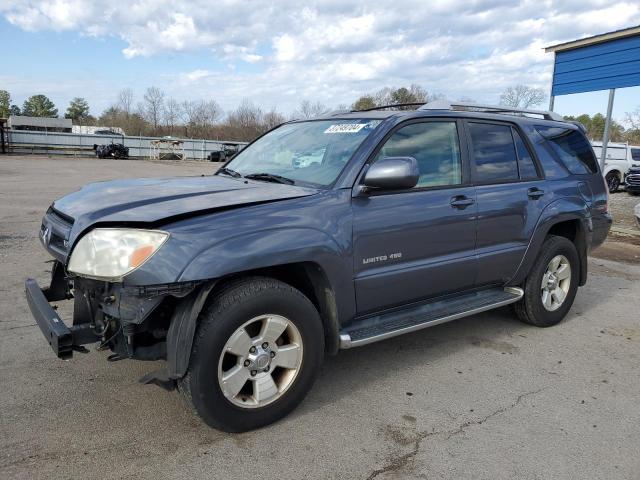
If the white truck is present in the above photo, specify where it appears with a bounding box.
[591,141,640,192]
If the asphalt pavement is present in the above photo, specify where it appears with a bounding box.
[1,155,639,480]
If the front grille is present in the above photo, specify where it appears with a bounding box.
[626,174,640,186]
[42,206,74,260]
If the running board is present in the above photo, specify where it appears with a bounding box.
[339,287,523,349]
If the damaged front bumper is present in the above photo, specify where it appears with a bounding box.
[25,277,98,359]
[25,261,201,364]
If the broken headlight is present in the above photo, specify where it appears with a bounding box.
[68,228,169,281]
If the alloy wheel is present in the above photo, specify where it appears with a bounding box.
[540,254,571,312]
[217,314,303,408]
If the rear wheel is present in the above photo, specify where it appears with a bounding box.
[179,277,324,432]
[605,172,620,192]
[514,235,580,327]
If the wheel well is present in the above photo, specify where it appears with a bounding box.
[605,169,621,179]
[546,219,587,286]
[214,262,341,354]
[547,220,579,242]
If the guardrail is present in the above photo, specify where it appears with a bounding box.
[6,129,247,160]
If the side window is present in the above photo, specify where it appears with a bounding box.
[468,123,518,182]
[535,125,598,174]
[373,121,461,188]
[631,148,640,162]
[512,129,539,180]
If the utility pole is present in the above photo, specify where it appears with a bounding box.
[600,88,616,173]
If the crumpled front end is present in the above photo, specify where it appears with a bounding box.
[26,257,201,363]
[28,206,203,365]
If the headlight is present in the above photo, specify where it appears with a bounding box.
[68,228,169,281]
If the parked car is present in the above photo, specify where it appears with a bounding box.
[626,165,640,195]
[591,141,640,192]
[26,100,611,432]
[207,143,241,162]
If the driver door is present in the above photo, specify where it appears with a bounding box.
[352,119,478,314]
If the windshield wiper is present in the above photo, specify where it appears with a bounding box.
[217,167,242,178]
[244,173,295,185]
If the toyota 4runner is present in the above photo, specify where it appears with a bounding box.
[26,100,611,431]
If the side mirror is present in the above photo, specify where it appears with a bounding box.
[362,156,419,191]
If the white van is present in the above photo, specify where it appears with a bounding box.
[591,141,640,192]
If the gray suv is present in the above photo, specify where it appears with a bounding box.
[26,100,611,431]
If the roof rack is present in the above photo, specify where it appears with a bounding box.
[419,99,564,122]
[352,102,426,112]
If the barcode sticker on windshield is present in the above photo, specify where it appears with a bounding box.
[324,124,367,134]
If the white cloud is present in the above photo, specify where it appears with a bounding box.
[1,0,640,112]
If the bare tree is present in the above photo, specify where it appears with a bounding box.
[499,85,547,108]
[180,99,222,137]
[164,98,181,135]
[201,100,223,126]
[143,86,165,134]
[117,88,134,116]
[625,108,640,130]
[263,108,286,130]
[225,99,265,141]
[293,100,327,119]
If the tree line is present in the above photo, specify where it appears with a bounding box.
[2,85,639,144]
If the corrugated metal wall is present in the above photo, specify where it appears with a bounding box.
[6,130,247,160]
[552,35,640,96]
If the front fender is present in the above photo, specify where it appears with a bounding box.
[603,167,622,179]
[178,227,355,321]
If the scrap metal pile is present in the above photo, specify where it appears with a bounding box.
[94,143,129,159]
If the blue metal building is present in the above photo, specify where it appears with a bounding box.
[545,25,640,168]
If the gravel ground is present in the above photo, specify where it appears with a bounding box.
[608,188,639,230]
[1,155,639,480]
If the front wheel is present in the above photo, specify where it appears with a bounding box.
[514,235,580,327]
[605,172,620,192]
[179,277,324,432]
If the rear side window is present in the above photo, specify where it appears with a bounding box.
[468,123,518,182]
[536,126,598,174]
[512,129,539,180]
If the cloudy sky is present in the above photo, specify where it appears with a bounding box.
[1,0,639,120]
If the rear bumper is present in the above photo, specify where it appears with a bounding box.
[25,278,97,359]
[591,212,612,249]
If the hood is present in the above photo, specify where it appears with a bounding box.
[53,175,319,239]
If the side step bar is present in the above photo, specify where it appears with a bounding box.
[339,287,523,349]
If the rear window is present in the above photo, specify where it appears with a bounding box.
[536,126,598,174]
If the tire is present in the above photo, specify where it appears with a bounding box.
[178,277,324,432]
[605,172,620,192]
[513,235,580,328]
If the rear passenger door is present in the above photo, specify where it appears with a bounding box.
[466,121,547,286]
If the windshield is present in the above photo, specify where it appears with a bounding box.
[222,119,382,186]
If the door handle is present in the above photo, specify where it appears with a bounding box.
[450,195,475,209]
[527,187,545,199]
